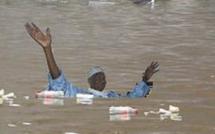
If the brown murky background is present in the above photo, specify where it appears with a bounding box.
[0,0,215,134]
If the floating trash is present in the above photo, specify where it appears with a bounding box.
[170,113,182,121]
[64,132,79,134]
[24,96,30,100]
[149,110,159,114]
[35,90,64,98]
[88,1,115,7]
[22,122,32,126]
[169,105,179,112]
[109,112,137,121]
[3,92,16,100]
[144,112,149,116]
[8,124,16,127]
[76,93,94,105]
[160,113,169,120]
[0,89,4,96]
[159,108,172,115]
[9,103,21,107]
[144,105,182,121]
[0,89,17,106]
[0,89,16,101]
[109,106,138,115]
[109,106,138,121]
[110,113,131,121]
[42,98,64,106]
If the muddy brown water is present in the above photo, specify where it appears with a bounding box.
[0,0,215,134]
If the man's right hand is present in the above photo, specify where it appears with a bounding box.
[25,22,60,79]
[25,22,52,48]
[142,61,159,82]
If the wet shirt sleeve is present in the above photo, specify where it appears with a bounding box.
[106,91,121,98]
[47,71,88,97]
[126,81,150,98]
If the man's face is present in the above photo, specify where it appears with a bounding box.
[89,72,106,91]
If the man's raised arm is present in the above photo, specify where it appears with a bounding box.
[25,22,60,79]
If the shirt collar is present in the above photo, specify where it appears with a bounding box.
[87,88,108,98]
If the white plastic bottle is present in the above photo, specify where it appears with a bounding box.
[35,91,64,98]
[109,106,138,114]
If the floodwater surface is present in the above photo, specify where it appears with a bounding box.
[0,0,215,134]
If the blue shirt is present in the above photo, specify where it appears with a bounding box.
[47,71,151,98]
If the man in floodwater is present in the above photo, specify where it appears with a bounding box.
[25,22,159,98]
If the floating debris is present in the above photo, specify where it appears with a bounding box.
[159,108,172,115]
[42,98,64,106]
[24,96,30,100]
[170,113,182,121]
[0,89,17,106]
[0,89,16,101]
[109,106,138,121]
[88,1,115,7]
[109,106,138,115]
[22,122,32,126]
[149,110,159,114]
[9,103,21,107]
[169,105,179,112]
[35,90,64,98]
[64,132,79,134]
[144,112,149,116]
[8,124,16,127]
[160,113,169,120]
[109,112,137,121]
[76,93,94,105]
[144,105,182,121]
[0,89,4,96]
[3,93,16,100]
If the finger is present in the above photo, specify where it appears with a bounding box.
[25,23,32,34]
[153,62,159,71]
[150,61,158,67]
[150,61,158,69]
[25,23,35,37]
[150,61,155,67]
[46,27,52,44]
[147,62,154,69]
[153,62,159,69]
[153,68,159,74]
[151,61,158,67]
[31,22,41,33]
[46,27,51,38]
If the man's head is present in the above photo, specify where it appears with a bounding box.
[87,66,106,91]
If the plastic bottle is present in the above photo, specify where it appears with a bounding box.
[109,106,138,114]
[35,91,64,98]
[76,93,94,105]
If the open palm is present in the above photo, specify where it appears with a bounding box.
[142,61,159,82]
[25,22,52,48]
